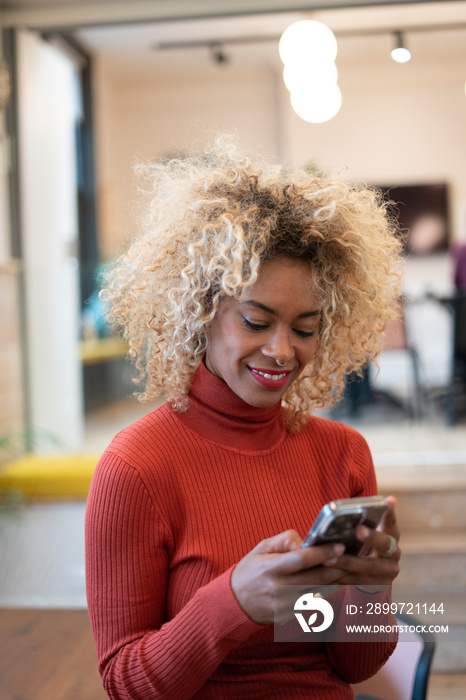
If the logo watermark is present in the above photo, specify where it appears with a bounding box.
[294,592,334,633]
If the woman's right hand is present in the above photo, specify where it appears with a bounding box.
[231,530,346,625]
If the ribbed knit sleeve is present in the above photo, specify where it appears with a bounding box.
[85,453,262,700]
[326,587,398,683]
[345,428,378,498]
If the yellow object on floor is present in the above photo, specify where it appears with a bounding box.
[0,454,100,499]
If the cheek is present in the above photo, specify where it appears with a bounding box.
[308,340,319,362]
[207,312,262,365]
[206,317,238,364]
[217,318,250,354]
[298,339,318,365]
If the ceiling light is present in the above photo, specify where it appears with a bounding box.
[279,20,338,65]
[283,61,338,94]
[391,31,411,63]
[290,84,342,124]
[279,20,341,124]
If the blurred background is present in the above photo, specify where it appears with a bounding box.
[1,1,466,698]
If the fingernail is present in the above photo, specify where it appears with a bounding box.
[324,558,337,565]
[333,543,345,556]
[358,526,370,539]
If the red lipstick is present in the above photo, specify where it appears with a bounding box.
[248,366,291,390]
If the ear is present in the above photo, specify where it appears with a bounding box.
[194,331,207,354]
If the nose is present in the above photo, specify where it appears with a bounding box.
[261,327,294,366]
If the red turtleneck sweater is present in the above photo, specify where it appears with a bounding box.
[85,362,395,699]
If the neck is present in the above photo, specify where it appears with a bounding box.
[172,361,286,453]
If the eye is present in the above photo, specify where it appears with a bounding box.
[293,329,316,339]
[241,315,268,331]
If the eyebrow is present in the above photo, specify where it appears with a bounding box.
[240,300,321,318]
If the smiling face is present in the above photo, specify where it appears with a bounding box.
[204,257,321,407]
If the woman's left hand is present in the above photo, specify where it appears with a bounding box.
[322,495,400,587]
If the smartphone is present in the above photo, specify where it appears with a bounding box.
[301,496,389,555]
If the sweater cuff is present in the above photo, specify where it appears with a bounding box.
[350,585,392,604]
[197,565,265,642]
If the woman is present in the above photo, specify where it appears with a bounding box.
[85,137,402,699]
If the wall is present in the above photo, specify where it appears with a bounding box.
[93,56,281,259]
[17,30,84,451]
[0,110,10,264]
[0,74,25,438]
[0,261,25,438]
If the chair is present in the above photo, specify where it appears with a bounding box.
[372,298,424,420]
[445,294,466,425]
[352,613,436,700]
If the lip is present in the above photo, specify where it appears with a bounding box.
[248,366,292,390]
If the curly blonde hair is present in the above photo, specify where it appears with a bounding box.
[101,136,403,423]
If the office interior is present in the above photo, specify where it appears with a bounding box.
[1,1,466,698]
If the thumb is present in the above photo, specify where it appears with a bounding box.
[255,529,303,554]
[378,495,396,531]
[380,495,399,540]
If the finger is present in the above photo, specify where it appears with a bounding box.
[330,560,400,586]
[321,558,400,588]
[386,495,396,510]
[321,542,400,588]
[355,526,400,558]
[284,565,347,587]
[253,529,303,555]
[274,543,345,576]
[324,550,399,573]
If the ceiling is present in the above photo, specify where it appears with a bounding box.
[3,1,461,30]
[3,1,466,71]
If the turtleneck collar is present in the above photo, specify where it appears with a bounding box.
[172,361,287,453]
